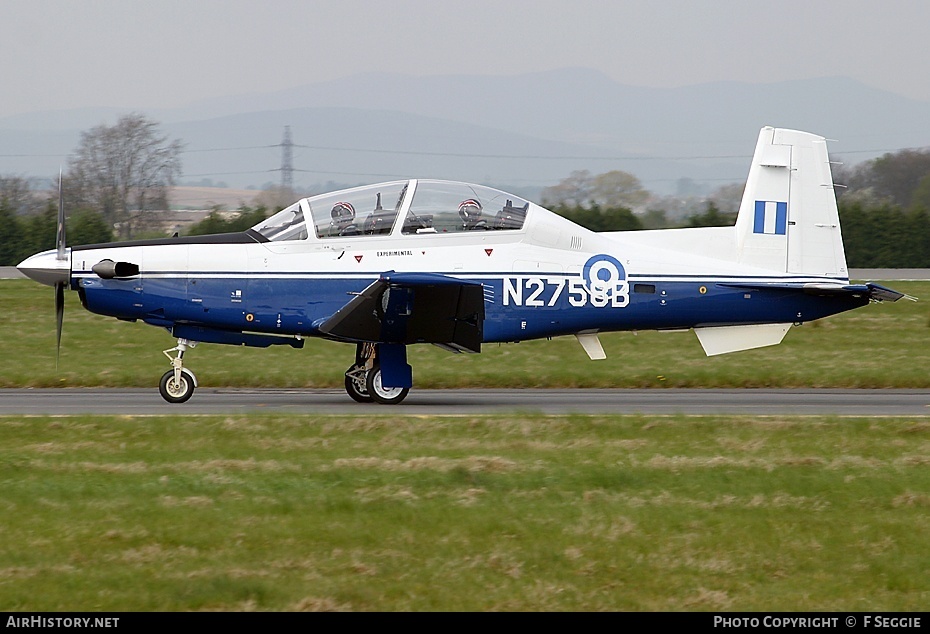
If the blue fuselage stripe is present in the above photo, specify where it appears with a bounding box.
[76,273,868,345]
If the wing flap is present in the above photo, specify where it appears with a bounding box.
[317,272,485,352]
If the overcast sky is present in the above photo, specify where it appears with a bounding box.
[3,0,930,119]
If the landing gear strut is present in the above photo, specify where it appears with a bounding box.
[344,343,374,403]
[343,343,410,405]
[159,338,198,403]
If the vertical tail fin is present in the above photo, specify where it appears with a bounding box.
[735,127,848,279]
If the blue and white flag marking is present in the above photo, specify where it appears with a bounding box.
[753,200,788,235]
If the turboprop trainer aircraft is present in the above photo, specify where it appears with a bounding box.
[18,127,911,404]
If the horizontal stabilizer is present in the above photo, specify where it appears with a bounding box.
[694,323,791,356]
[865,283,916,302]
[317,272,485,351]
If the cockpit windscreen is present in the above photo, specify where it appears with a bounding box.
[309,182,408,239]
[252,201,308,242]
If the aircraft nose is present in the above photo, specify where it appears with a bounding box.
[16,249,71,287]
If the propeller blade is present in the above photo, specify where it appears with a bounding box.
[56,167,66,261]
[55,281,64,369]
[54,169,66,368]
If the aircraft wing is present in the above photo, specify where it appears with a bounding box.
[316,272,485,352]
[717,281,914,302]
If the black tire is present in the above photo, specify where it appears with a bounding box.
[365,364,410,405]
[344,366,373,403]
[159,369,196,404]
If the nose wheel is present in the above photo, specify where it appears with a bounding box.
[159,368,196,403]
[159,338,198,403]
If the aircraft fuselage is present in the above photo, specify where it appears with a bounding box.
[69,231,867,347]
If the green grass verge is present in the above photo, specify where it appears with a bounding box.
[1,279,928,388]
[1,413,928,611]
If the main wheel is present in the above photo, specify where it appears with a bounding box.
[365,364,410,405]
[344,365,373,403]
[159,369,196,404]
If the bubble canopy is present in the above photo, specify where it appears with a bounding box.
[252,180,530,242]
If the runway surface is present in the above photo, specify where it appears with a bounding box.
[2,388,929,416]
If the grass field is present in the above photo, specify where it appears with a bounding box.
[0,413,928,611]
[1,279,928,389]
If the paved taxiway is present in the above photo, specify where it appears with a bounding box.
[2,388,929,416]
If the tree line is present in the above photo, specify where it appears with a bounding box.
[2,113,930,268]
[0,200,112,266]
[0,112,183,266]
[547,198,930,268]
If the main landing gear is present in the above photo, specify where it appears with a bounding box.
[159,338,198,404]
[344,342,410,405]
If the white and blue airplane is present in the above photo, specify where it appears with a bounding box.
[17,127,910,404]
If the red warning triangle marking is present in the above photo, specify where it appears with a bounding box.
[354,255,363,263]
[484,249,493,256]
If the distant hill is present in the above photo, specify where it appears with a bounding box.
[3,69,930,195]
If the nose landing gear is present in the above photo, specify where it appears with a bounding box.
[159,338,198,403]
